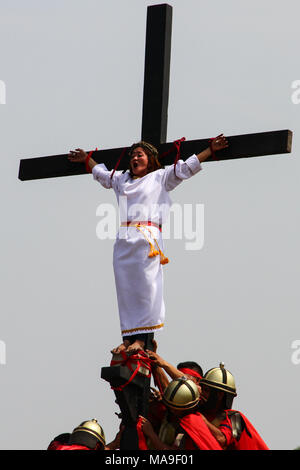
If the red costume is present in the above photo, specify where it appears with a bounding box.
[218,410,269,450]
[51,443,91,450]
[137,412,222,450]
[179,412,222,450]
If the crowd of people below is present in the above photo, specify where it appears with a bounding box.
[47,344,269,451]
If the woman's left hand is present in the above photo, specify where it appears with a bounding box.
[68,148,88,162]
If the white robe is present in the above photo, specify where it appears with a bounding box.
[92,154,202,337]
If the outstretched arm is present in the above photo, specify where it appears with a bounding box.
[68,147,115,189]
[196,134,228,162]
[146,350,185,382]
[163,134,228,192]
[147,340,171,390]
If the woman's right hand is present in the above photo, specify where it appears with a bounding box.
[68,148,87,163]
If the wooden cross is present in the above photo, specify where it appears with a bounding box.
[18,3,293,450]
[18,4,292,181]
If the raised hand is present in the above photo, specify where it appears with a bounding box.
[68,148,88,163]
[211,134,228,152]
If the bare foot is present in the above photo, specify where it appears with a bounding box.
[126,340,145,354]
[111,340,130,355]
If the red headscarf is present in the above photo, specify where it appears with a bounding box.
[178,368,202,380]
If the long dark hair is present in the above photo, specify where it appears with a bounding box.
[128,141,163,177]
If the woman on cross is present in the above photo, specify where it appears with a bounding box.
[68,135,228,354]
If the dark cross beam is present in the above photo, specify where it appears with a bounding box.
[18,129,292,180]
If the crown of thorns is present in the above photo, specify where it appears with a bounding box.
[128,141,159,159]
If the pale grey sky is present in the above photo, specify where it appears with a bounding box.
[0,0,299,450]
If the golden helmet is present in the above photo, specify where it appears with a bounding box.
[163,377,200,411]
[200,362,237,396]
[70,419,106,448]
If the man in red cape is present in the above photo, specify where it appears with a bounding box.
[48,419,122,450]
[138,377,222,450]
[199,363,269,450]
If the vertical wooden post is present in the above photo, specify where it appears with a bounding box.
[141,4,173,145]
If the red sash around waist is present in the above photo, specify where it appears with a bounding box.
[121,221,162,232]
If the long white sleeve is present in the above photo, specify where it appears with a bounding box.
[162,154,202,192]
[92,163,112,189]
[92,163,124,190]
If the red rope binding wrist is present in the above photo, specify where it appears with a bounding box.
[173,137,186,176]
[209,138,219,161]
[85,147,98,173]
[159,137,186,177]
